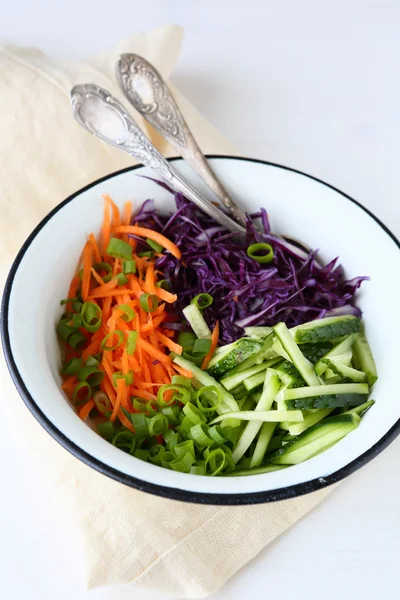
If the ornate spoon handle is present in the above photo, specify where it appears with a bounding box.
[116,53,247,228]
[70,83,246,235]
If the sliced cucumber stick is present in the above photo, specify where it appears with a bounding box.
[270,414,360,465]
[353,330,378,387]
[290,316,360,344]
[182,304,212,339]
[274,322,320,386]
[221,362,268,391]
[232,370,280,463]
[206,337,264,377]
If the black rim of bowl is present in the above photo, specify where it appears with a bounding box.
[1,155,400,505]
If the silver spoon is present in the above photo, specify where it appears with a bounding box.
[116,53,247,228]
[115,54,310,254]
[70,83,246,235]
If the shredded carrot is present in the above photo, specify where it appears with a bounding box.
[155,331,183,355]
[102,296,112,324]
[110,377,126,422]
[61,375,76,390]
[81,241,93,301]
[103,193,121,228]
[202,321,220,369]
[78,399,96,421]
[154,287,178,304]
[130,387,157,401]
[67,276,80,310]
[138,338,172,365]
[81,339,101,361]
[128,275,144,298]
[122,200,133,242]
[89,278,118,297]
[121,349,129,375]
[141,312,166,333]
[145,262,156,294]
[91,267,105,286]
[100,195,112,255]
[113,226,181,259]
[89,233,102,263]
[60,194,186,435]
[172,363,194,378]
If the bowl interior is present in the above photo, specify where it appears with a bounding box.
[4,157,400,500]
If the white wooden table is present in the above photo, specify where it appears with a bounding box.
[1,1,399,599]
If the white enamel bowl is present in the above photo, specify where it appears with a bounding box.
[2,156,400,504]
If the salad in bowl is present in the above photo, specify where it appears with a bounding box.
[2,157,398,503]
[57,178,377,478]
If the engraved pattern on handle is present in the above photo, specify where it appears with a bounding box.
[117,54,247,227]
[70,84,246,235]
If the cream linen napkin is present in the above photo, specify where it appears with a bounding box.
[0,25,333,599]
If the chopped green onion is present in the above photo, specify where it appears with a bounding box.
[191,293,213,310]
[148,444,166,465]
[63,357,83,375]
[60,296,77,305]
[117,304,136,322]
[106,237,133,260]
[97,421,115,440]
[174,440,195,459]
[147,414,169,436]
[247,243,274,264]
[93,391,112,416]
[69,314,81,328]
[169,452,195,473]
[131,413,148,437]
[182,351,204,367]
[138,251,153,258]
[146,238,164,253]
[196,385,221,413]
[112,430,136,453]
[147,400,159,415]
[68,331,87,349]
[112,371,134,387]
[161,451,176,468]
[135,449,149,461]
[77,366,104,386]
[177,331,197,349]
[72,300,83,313]
[140,293,159,313]
[81,302,102,332]
[57,318,75,341]
[208,426,226,445]
[71,381,91,404]
[85,356,99,367]
[115,273,128,286]
[127,331,138,355]
[177,416,195,439]
[192,338,212,356]
[122,259,136,275]
[155,279,170,290]
[182,402,207,425]
[100,330,124,351]
[157,384,191,406]
[161,405,181,425]
[164,430,182,451]
[190,423,214,447]
[190,466,206,475]
[132,398,147,412]
[93,262,112,283]
[171,375,192,389]
[205,448,226,476]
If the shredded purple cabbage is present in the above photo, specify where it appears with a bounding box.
[132,182,368,343]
